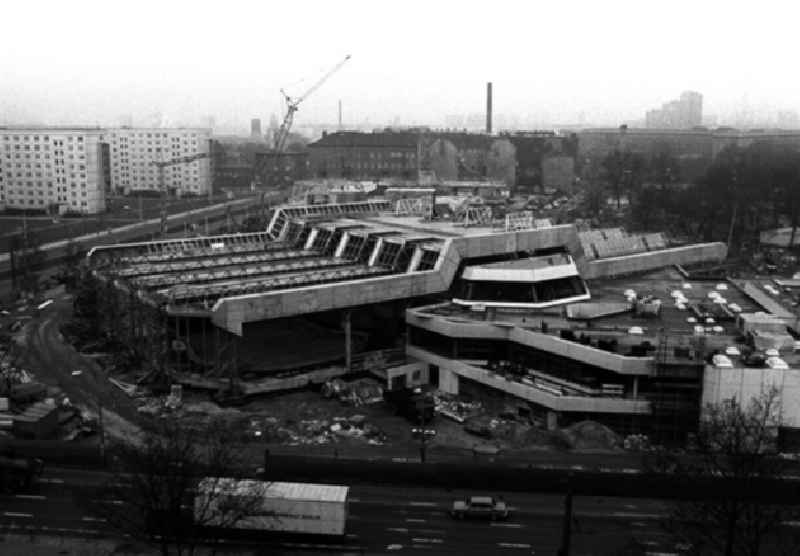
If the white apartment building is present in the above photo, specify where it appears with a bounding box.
[0,127,108,214]
[102,128,212,196]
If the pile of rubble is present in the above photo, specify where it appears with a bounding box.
[623,433,651,452]
[434,394,482,423]
[321,378,383,406]
[0,363,98,442]
[245,414,387,446]
[562,420,622,451]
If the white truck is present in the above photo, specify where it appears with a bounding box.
[195,478,349,536]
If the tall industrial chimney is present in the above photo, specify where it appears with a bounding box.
[250,118,262,139]
[486,82,493,135]
[338,100,342,129]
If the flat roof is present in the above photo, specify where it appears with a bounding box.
[469,254,574,271]
[199,479,348,503]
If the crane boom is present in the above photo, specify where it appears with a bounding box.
[272,55,351,154]
[296,54,351,105]
[151,152,209,168]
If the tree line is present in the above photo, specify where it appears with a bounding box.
[595,141,800,252]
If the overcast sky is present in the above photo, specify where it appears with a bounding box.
[1,0,799,131]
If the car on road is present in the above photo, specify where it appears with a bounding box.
[450,496,509,520]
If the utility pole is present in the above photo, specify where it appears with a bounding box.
[557,477,574,556]
[412,397,436,463]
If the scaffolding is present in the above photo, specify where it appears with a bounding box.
[267,200,391,240]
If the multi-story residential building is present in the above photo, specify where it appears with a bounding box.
[101,128,212,196]
[0,127,109,214]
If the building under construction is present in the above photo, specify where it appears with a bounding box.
[87,199,745,439]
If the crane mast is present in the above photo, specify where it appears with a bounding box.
[267,55,351,187]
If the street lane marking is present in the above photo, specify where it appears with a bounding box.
[3,512,33,518]
[491,522,523,528]
[612,512,667,519]
[349,497,361,502]
[93,499,125,506]
[82,516,107,522]
[624,504,638,510]
[409,501,437,507]
[415,529,446,535]
[405,518,426,523]
[387,527,409,533]
[38,478,64,484]
[412,538,443,544]
[498,542,532,549]
[14,494,46,500]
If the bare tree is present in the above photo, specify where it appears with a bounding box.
[86,418,266,556]
[655,387,800,556]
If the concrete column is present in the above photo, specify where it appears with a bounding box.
[439,367,460,395]
[407,246,424,273]
[304,228,319,250]
[334,232,350,257]
[546,410,559,431]
[343,310,352,372]
[368,238,384,267]
[632,376,639,399]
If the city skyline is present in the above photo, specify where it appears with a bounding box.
[2,1,800,132]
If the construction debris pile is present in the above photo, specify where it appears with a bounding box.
[434,393,482,423]
[0,361,98,442]
[562,420,622,451]
[321,378,384,406]
[246,414,387,446]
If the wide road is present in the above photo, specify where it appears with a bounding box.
[0,466,681,555]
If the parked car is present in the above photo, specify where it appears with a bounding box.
[450,496,509,520]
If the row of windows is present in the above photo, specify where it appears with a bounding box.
[3,153,85,160]
[1,135,85,142]
[2,198,93,208]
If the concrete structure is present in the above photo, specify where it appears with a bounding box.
[101,128,212,196]
[645,91,703,129]
[0,127,109,214]
[86,199,726,425]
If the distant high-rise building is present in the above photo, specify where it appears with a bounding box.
[645,91,703,129]
[251,118,262,139]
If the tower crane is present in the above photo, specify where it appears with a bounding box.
[151,152,210,237]
[263,55,351,189]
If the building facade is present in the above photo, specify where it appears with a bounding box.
[253,151,310,189]
[309,130,420,180]
[309,129,578,190]
[101,128,212,196]
[0,127,109,214]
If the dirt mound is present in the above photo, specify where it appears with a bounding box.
[561,420,622,451]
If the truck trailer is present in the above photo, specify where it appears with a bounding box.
[195,478,348,536]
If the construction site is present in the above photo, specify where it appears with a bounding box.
[25,187,751,450]
[5,55,800,459]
